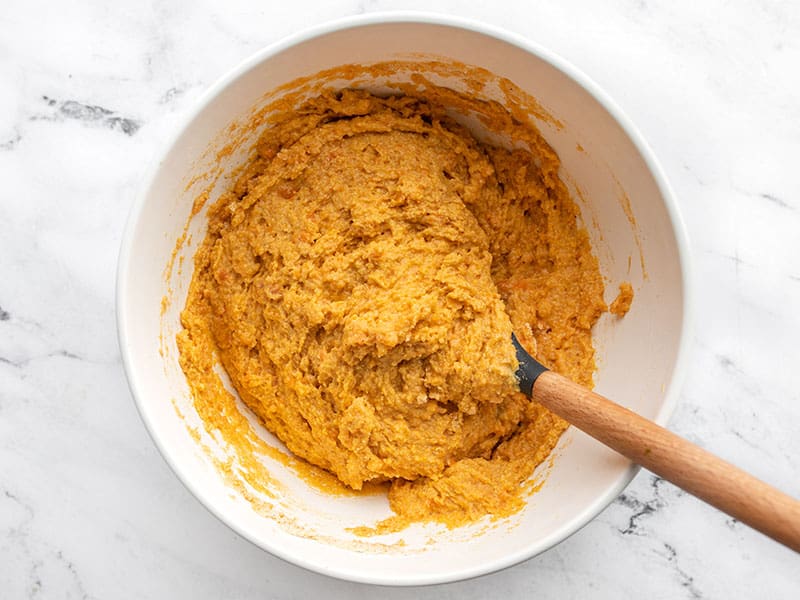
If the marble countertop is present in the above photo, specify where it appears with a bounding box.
[1,0,798,597]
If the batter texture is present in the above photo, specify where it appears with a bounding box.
[179,88,608,528]
[609,282,634,316]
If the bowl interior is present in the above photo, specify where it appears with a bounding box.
[118,18,686,585]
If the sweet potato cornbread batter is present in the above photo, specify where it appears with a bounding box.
[179,87,610,530]
[610,282,634,316]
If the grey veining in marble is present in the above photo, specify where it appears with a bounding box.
[1,0,798,598]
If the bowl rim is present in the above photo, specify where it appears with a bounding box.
[116,10,694,586]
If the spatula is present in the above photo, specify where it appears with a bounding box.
[512,334,800,553]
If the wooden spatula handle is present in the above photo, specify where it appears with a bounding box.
[533,370,800,553]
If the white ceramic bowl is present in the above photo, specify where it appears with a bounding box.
[117,13,691,585]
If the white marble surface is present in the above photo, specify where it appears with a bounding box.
[1,0,798,597]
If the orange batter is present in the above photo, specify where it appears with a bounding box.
[178,87,613,529]
[610,282,634,316]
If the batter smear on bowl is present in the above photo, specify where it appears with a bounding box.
[178,87,613,530]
